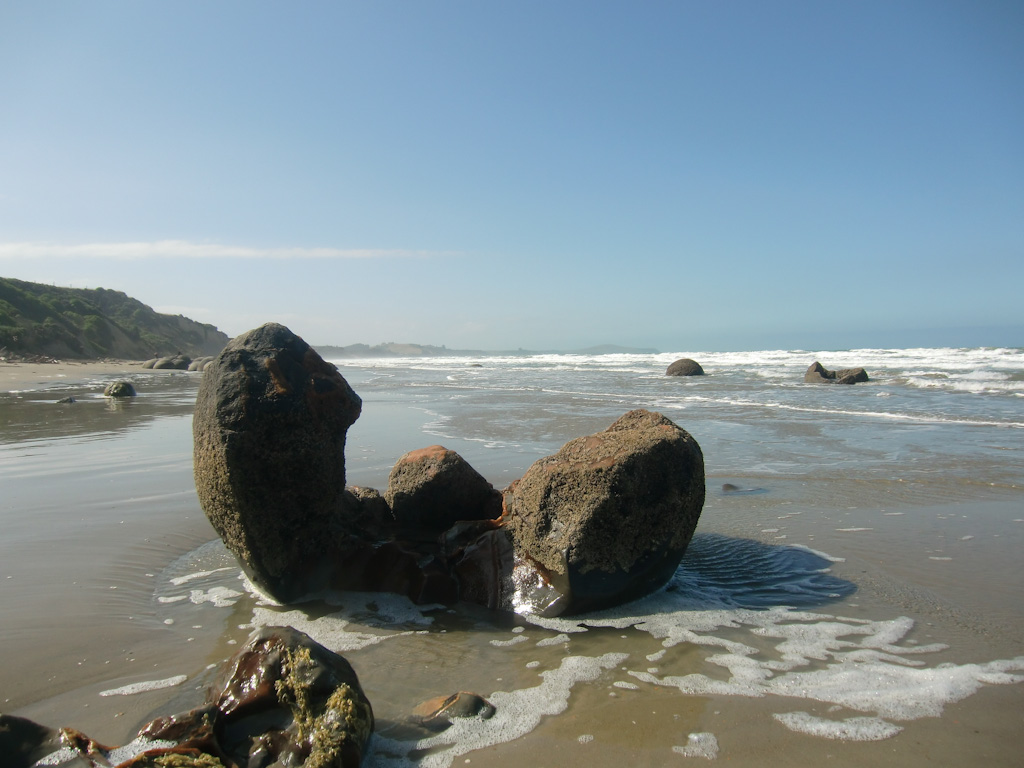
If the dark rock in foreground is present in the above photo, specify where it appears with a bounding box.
[193,322,363,602]
[207,626,373,767]
[666,358,705,376]
[804,361,869,385]
[386,445,502,537]
[5,626,373,768]
[503,408,706,613]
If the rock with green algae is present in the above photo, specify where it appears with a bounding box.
[2,626,373,768]
[208,625,374,767]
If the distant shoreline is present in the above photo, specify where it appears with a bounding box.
[313,342,662,358]
[0,359,151,393]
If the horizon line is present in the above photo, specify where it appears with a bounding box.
[0,240,454,261]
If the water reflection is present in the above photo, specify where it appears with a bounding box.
[0,373,200,444]
[668,532,857,609]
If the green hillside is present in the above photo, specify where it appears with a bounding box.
[0,277,229,360]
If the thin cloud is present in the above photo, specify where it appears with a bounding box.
[0,240,447,260]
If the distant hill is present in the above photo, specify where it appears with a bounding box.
[0,277,229,360]
[316,342,660,358]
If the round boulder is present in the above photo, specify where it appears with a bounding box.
[152,353,192,370]
[103,380,136,398]
[666,358,705,376]
[503,409,705,613]
[192,322,363,601]
[385,445,502,537]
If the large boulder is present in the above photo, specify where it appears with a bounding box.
[804,361,869,385]
[666,358,705,376]
[193,322,363,601]
[502,409,705,612]
[385,445,502,537]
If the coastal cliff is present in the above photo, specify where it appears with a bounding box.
[0,277,229,360]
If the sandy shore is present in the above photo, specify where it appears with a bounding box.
[0,359,149,392]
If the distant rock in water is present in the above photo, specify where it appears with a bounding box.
[5,626,374,767]
[804,361,869,385]
[192,322,363,602]
[503,409,706,613]
[102,380,136,398]
[666,358,705,376]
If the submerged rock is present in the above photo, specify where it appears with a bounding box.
[666,358,705,376]
[410,691,495,731]
[385,445,503,537]
[502,409,705,613]
[804,361,869,385]
[192,322,363,602]
[103,380,137,398]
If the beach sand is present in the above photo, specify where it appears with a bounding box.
[2,361,1022,766]
[1,359,148,391]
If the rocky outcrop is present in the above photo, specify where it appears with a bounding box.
[102,380,136,398]
[4,626,373,768]
[666,358,705,376]
[502,409,705,612]
[192,323,706,617]
[192,322,363,602]
[804,361,869,385]
[386,445,502,537]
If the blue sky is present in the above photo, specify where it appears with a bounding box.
[1,1,1021,352]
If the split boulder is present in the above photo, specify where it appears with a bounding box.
[502,409,705,612]
[804,361,869,385]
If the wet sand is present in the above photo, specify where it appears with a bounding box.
[2,364,1023,766]
[0,359,147,391]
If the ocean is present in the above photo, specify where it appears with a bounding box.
[2,346,1022,766]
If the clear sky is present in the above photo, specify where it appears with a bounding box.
[1,1,1021,352]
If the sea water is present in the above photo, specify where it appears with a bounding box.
[2,347,1023,766]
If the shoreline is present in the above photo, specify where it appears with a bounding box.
[3,352,1023,765]
[0,359,151,393]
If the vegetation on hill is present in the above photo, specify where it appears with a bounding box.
[0,277,229,360]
